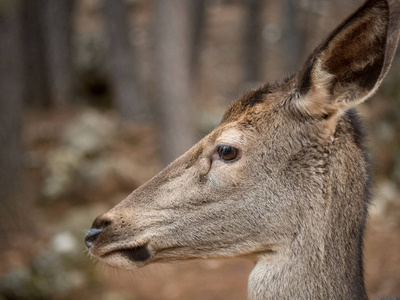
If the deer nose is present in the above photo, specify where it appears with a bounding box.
[85,214,112,249]
[85,228,102,249]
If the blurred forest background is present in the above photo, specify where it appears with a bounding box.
[1,0,400,299]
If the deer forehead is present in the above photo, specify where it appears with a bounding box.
[205,121,269,156]
[214,127,246,147]
[221,80,293,124]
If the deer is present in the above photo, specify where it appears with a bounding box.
[85,0,400,298]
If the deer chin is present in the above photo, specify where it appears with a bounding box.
[99,244,152,269]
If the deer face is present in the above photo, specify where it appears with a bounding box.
[86,82,314,269]
[86,0,400,272]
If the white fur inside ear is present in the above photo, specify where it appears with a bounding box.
[295,1,392,118]
[296,55,382,118]
[296,58,337,117]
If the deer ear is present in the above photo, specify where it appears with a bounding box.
[296,0,400,118]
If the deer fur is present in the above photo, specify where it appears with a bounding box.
[85,0,400,298]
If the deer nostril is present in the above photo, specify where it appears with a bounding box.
[85,228,102,249]
[85,215,113,249]
[91,215,112,230]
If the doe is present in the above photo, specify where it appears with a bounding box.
[85,0,400,298]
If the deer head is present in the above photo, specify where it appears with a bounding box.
[86,0,400,298]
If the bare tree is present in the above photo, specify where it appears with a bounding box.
[243,0,264,83]
[42,0,76,107]
[102,0,150,122]
[0,0,34,247]
[153,0,196,165]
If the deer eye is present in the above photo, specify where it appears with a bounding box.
[217,145,239,161]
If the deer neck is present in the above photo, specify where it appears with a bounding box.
[249,116,369,300]
[249,233,367,300]
[249,208,368,299]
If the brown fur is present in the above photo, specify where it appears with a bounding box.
[85,0,400,299]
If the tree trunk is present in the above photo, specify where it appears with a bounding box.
[0,0,34,247]
[153,0,196,165]
[102,0,150,122]
[284,0,300,72]
[21,0,51,107]
[42,0,76,107]
[284,0,320,72]
[243,0,264,83]
[189,0,206,79]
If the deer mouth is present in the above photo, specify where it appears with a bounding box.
[103,245,151,263]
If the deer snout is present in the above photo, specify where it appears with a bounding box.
[85,214,112,249]
[85,228,102,249]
